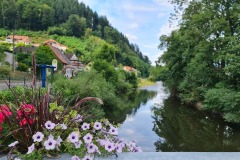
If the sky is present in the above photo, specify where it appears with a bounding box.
[79,0,178,65]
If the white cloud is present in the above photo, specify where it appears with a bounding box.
[123,3,157,12]
[125,33,138,41]
[158,21,179,37]
[153,0,172,7]
[129,23,139,29]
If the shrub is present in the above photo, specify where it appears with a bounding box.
[203,87,240,123]
[0,65,11,77]
[48,26,66,36]
[17,62,29,72]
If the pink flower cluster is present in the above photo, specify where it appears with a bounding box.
[0,103,35,134]
[0,105,12,132]
[17,104,35,126]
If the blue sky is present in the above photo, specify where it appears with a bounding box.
[79,0,178,65]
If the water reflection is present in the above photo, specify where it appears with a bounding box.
[152,96,240,152]
[105,89,157,124]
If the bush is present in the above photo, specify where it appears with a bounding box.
[0,65,10,77]
[203,87,240,123]
[52,71,123,119]
[48,26,66,36]
[17,62,29,72]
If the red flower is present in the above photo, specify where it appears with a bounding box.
[19,118,34,126]
[17,104,35,118]
[0,105,12,123]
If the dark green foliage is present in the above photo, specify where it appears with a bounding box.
[17,62,29,72]
[65,14,86,37]
[92,60,118,86]
[0,46,6,62]
[48,26,66,36]
[157,0,240,123]
[94,43,117,64]
[203,88,240,123]
[35,45,55,65]
[0,65,10,76]
[16,53,31,66]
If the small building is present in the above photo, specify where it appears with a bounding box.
[44,39,68,51]
[66,54,84,70]
[123,66,137,72]
[5,35,31,45]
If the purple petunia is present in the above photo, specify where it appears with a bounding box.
[45,120,56,130]
[72,114,83,122]
[82,155,93,160]
[109,126,118,135]
[81,122,90,130]
[83,133,93,144]
[60,123,67,130]
[67,131,79,143]
[44,137,56,150]
[71,155,80,160]
[32,132,44,142]
[26,143,35,154]
[8,141,19,147]
[93,122,102,130]
[105,142,115,152]
[87,143,97,154]
[74,140,82,149]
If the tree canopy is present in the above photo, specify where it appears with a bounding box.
[157,0,240,123]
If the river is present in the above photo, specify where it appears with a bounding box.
[107,82,240,152]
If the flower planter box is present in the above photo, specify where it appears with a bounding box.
[1,152,240,160]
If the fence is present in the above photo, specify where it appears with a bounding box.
[0,76,41,90]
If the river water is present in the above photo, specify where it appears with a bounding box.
[109,82,240,152]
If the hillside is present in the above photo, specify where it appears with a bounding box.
[0,0,151,77]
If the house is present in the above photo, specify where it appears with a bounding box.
[45,43,83,77]
[123,66,138,76]
[5,35,31,45]
[123,66,137,72]
[66,54,84,70]
[44,39,68,51]
[46,43,70,65]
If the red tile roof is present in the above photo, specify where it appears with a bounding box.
[123,66,136,72]
[46,44,70,65]
[7,35,30,43]
[44,39,67,48]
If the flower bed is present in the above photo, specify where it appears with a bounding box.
[0,87,141,160]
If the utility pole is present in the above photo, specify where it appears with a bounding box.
[12,31,15,72]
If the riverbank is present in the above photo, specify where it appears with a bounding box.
[138,78,156,87]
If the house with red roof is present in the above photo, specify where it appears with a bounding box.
[44,39,68,51]
[5,35,31,45]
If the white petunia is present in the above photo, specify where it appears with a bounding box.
[93,122,102,130]
[45,120,56,130]
[32,132,44,142]
[44,138,56,150]
[81,122,90,130]
[26,143,35,154]
[74,140,82,149]
[83,133,93,144]
[8,141,19,147]
[67,131,79,143]
[71,155,80,160]
[60,123,67,130]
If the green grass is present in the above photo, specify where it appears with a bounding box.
[138,78,155,87]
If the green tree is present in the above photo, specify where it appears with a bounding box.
[65,14,86,37]
[158,0,240,122]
